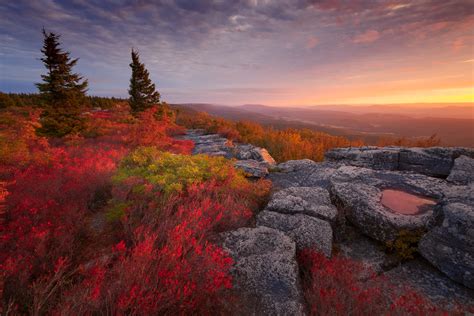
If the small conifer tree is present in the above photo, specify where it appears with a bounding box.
[128,49,160,114]
[36,29,88,137]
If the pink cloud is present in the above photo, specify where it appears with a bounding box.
[353,30,380,43]
[306,36,319,48]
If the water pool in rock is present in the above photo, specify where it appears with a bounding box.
[381,189,437,215]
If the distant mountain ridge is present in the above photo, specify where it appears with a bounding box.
[176,103,474,147]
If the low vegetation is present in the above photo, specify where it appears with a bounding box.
[177,111,364,162]
[298,249,469,315]
[176,109,441,163]
[0,28,465,314]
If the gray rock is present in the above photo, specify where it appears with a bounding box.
[183,130,277,168]
[419,202,474,289]
[398,147,454,177]
[325,146,474,178]
[447,155,474,185]
[257,210,333,256]
[384,259,474,311]
[269,161,338,190]
[266,187,338,224]
[274,159,319,173]
[234,144,276,166]
[330,166,443,242]
[337,225,390,277]
[234,159,269,178]
[325,146,399,170]
[221,226,305,315]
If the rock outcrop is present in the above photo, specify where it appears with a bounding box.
[269,161,338,190]
[234,159,270,178]
[183,130,474,311]
[183,129,276,177]
[265,187,338,224]
[257,211,333,256]
[325,146,474,178]
[329,166,444,243]
[221,226,305,315]
[447,155,474,185]
[419,202,474,289]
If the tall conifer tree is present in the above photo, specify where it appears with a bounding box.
[36,29,88,137]
[128,49,160,114]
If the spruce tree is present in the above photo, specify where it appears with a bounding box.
[36,28,88,137]
[128,49,160,114]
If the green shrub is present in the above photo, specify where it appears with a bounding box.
[385,229,426,261]
[113,147,247,195]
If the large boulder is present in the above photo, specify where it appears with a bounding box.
[447,155,474,185]
[384,259,474,310]
[325,146,399,170]
[234,159,269,178]
[234,144,276,166]
[398,147,454,177]
[269,160,338,190]
[330,166,445,243]
[337,225,391,277]
[419,202,474,289]
[257,210,333,256]
[265,186,338,224]
[221,226,305,315]
[325,146,474,178]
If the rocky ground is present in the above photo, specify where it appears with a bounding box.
[183,129,474,314]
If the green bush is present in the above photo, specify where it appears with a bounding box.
[385,229,426,261]
[113,147,246,195]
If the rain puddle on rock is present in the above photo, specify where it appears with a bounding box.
[381,189,436,215]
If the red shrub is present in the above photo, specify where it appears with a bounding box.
[58,182,252,314]
[1,145,126,312]
[297,249,466,315]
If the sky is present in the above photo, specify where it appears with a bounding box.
[0,0,473,106]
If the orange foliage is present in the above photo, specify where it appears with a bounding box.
[177,111,363,162]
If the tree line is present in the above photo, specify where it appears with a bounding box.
[4,29,167,137]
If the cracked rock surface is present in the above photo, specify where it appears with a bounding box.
[183,131,474,312]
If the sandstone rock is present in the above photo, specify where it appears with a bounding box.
[337,225,390,277]
[266,186,338,224]
[398,147,454,177]
[325,146,474,178]
[234,159,269,178]
[419,202,474,289]
[447,155,474,185]
[384,259,474,310]
[234,144,276,166]
[325,146,399,170]
[269,161,338,190]
[221,226,305,315]
[257,210,333,256]
[274,159,319,173]
[330,166,443,243]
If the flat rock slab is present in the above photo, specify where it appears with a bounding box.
[234,159,269,178]
[269,160,339,190]
[183,130,277,178]
[447,155,474,185]
[257,211,333,256]
[325,146,399,170]
[330,166,446,242]
[419,202,474,289]
[234,144,276,166]
[337,225,390,277]
[384,259,474,311]
[221,226,305,315]
[266,186,338,223]
[325,146,474,178]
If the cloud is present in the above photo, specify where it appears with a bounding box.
[306,36,319,48]
[352,30,380,43]
[1,0,473,103]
